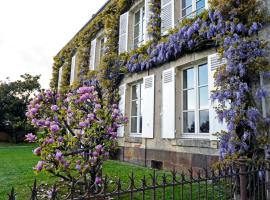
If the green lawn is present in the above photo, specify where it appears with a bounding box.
[0,143,229,200]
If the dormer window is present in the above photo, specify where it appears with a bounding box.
[133,6,145,49]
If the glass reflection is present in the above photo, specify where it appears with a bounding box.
[183,112,195,133]
[199,111,209,133]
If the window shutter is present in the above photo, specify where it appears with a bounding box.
[144,0,151,42]
[162,68,175,138]
[57,67,63,91]
[118,12,129,54]
[70,54,76,84]
[89,39,97,70]
[117,84,126,137]
[141,75,155,138]
[161,0,174,34]
[208,53,227,137]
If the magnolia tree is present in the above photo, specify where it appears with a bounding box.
[25,85,127,188]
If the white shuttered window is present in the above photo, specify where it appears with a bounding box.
[182,63,209,137]
[141,75,155,138]
[161,0,174,34]
[162,68,175,138]
[119,12,129,54]
[133,7,145,49]
[130,82,143,136]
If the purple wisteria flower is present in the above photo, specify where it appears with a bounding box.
[51,105,59,111]
[50,124,60,133]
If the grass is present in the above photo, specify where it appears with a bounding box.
[0,143,229,200]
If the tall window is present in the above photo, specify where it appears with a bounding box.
[130,82,143,136]
[70,53,77,85]
[182,0,205,18]
[99,37,105,61]
[134,7,145,49]
[182,63,209,135]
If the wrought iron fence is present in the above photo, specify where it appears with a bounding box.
[7,163,270,200]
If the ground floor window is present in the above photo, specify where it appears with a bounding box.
[182,63,209,136]
[130,82,143,136]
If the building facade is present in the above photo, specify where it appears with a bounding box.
[53,0,270,171]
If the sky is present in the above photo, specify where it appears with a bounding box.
[0,0,108,89]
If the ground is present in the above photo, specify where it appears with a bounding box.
[0,143,225,200]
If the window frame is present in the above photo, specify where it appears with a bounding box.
[129,81,143,137]
[133,6,145,49]
[181,62,210,138]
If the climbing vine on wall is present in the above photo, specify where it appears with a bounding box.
[50,0,270,164]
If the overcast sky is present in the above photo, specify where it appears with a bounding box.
[0,0,107,88]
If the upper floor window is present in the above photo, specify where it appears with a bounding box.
[130,82,143,136]
[182,63,209,135]
[70,53,77,85]
[89,33,105,71]
[99,37,105,61]
[133,6,145,49]
[182,0,205,18]
[57,66,63,91]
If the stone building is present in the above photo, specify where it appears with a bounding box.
[54,0,270,171]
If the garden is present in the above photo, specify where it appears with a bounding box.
[1,0,270,199]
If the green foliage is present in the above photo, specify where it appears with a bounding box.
[0,74,40,141]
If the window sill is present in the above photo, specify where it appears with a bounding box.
[173,138,219,149]
[125,136,142,143]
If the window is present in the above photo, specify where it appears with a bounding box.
[182,0,205,18]
[182,63,209,136]
[70,53,77,84]
[133,7,145,49]
[99,37,105,61]
[57,66,63,91]
[130,82,143,136]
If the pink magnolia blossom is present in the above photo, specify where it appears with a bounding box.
[25,133,37,143]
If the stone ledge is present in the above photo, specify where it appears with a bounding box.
[124,137,142,143]
[174,139,213,148]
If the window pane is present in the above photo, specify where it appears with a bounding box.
[199,64,208,86]
[182,0,192,8]
[199,111,209,133]
[131,101,138,116]
[182,6,193,18]
[131,117,137,133]
[199,86,208,109]
[183,68,194,89]
[183,89,195,110]
[132,85,139,100]
[183,112,195,133]
[196,0,205,10]
[135,11,140,24]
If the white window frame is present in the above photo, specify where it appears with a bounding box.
[181,0,206,19]
[181,63,210,138]
[133,6,145,49]
[99,37,105,62]
[130,81,143,137]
